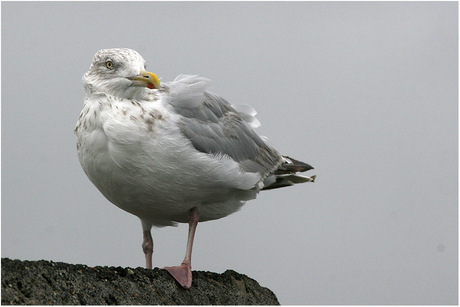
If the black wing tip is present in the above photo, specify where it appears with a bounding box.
[276,155,314,174]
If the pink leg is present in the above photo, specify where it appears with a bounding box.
[164,207,199,289]
[142,229,153,269]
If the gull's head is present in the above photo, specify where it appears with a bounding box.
[83,48,160,100]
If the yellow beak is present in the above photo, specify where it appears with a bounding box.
[128,70,161,90]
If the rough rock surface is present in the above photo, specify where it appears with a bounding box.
[1,258,279,305]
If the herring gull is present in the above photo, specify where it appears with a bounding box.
[75,48,315,289]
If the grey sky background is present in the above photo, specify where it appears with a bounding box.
[2,2,457,304]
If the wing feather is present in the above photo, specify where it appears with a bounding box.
[164,75,282,177]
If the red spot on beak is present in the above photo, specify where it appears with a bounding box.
[147,82,155,89]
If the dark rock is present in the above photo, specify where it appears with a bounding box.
[1,258,279,305]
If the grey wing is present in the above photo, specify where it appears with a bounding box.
[173,91,282,177]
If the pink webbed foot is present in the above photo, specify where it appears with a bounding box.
[165,207,199,289]
[164,263,192,289]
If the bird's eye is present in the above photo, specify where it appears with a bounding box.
[105,60,114,69]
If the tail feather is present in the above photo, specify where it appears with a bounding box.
[263,156,315,190]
